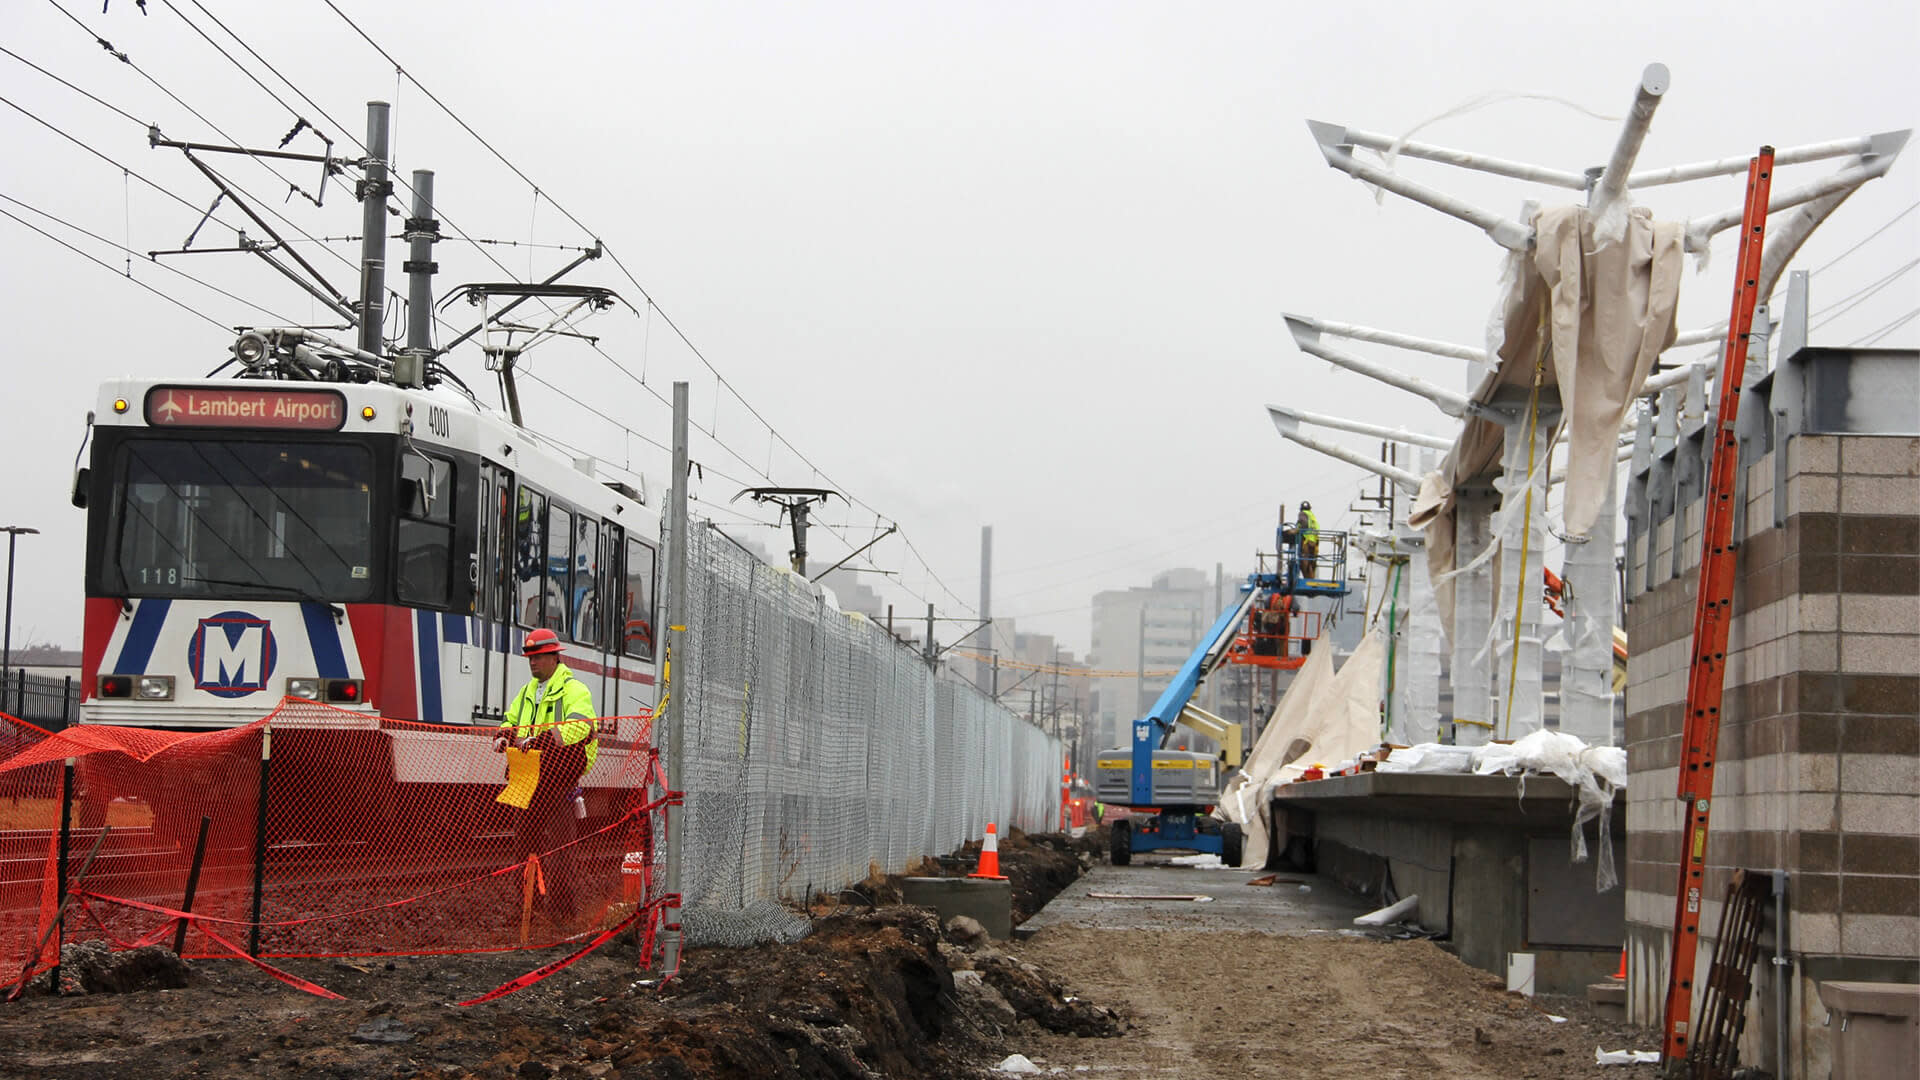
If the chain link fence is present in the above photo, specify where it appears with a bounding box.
[673,522,1062,945]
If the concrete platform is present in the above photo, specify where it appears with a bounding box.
[1021,857,1374,935]
[1271,770,1626,995]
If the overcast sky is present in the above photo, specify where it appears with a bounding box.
[3,0,1915,659]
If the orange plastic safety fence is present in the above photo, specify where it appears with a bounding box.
[0,702,668,992]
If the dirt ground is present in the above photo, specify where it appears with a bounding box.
[0,826,1659,1079]
[1009,929,1656,1079]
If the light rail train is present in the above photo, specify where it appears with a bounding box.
[70,329,662,831]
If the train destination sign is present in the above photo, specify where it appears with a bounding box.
[144,386,348,431]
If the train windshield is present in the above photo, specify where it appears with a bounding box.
[105,439,376,601]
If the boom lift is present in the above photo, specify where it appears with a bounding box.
[1096,507,1349,866]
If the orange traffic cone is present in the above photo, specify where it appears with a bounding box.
[969,823,1007,880]
[1612,948,1627,979]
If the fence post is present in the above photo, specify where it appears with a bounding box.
[62,675,74,730]
[247,726,272,957]
[657,380,689,975]
[173,816,212,956]
[53,756,74,989]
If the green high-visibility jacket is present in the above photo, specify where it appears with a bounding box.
[1299,509,1319,544]
[500,663,599,773]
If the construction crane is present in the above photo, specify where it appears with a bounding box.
[1095,506,1350,866]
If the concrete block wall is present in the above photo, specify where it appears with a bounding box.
[1623,434,1920,1078]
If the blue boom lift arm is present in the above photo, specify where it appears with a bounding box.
[1127,584,1263,806]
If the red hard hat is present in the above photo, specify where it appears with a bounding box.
[522,628,563,656]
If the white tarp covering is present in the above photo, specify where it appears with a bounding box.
[1215,630,1388,868]
[1411,203,1683,632]
[1472,728,1629,891]
[1216,638,1337,867]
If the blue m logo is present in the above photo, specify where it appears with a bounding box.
[189,612,278,698]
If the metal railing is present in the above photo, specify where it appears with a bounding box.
[0,671,79,730]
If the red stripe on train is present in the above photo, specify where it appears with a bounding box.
[80,597,123,700]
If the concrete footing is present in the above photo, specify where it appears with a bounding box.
[1587,980,1626,1022]
[901,877,1012,940]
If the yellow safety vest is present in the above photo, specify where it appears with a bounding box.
[1299,510,1319,544]
[500,663,600,772]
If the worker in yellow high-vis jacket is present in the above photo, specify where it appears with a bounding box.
[1297,501,1320,578]
[492,627,599,919]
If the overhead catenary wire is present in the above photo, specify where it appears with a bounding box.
[0,93,248,232]
[1809,257,1920,330]
[316,0,976,619]
[0,43,145,126]
[1849,305,1920,347]
[157,0,331,148]
[46,0,350,252]
[0,205,232,333]
[0,191,304,325]
[1809,199,1920,276]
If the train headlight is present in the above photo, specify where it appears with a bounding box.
[98,675,133,698]
[136,676,174,701]
[233,332,268,365]
[286,677,323,701]
[325,679,364,704]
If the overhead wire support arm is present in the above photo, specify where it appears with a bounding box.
[933,619,993,660]
[809,523,898,583]
[434,243,604,358]
[147,132,338,166]
[167,148,355,318]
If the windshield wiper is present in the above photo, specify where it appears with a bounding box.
[180,576,346,621]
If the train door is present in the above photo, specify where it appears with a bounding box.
[476,463,516,719]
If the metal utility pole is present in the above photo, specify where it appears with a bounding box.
[659,381,690,975]
[979,526,993,694]
[924,604,936,665]
[356,102,391,358]
[398,168,437,386]
[1134,602,1148,716]
[2,526,38,695]
[1050,645,1062,736]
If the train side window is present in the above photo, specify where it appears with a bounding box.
[514,486,548,628]
[546,503,574,633]
[395,453,453,608]
[622,537,657,660]
[572,515,601,645]
[602,523,624,653]
[485,469,513,623]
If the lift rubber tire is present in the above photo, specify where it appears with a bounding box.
[1220,822,1244,869]
[1110,819,1132,866]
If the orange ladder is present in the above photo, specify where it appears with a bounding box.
[1659,147,1775,1071]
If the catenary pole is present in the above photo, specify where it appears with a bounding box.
[356,102,391,357]
[401,168,436,384]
